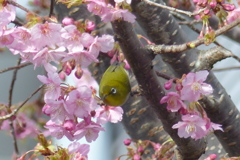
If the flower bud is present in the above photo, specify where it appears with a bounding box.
[74,65,83,79]
[63,120,75,131]
[86,20,95,32]
[209,1,217,8]
[63,62,72,76]
[123,139,132,146]
[164,79,173,90]
[222,3,235,11]
[62,17,74,26]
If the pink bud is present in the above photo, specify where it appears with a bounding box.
[63,62,72,76]
[209,1,217,8]
[42,104,51,116]
[175,83,182,91]
[59,71,66,81]
[209,154,217,159]
[222,3,235,11]
[133,154,141,160]
[204,9,210,15]
[137,146,144,153]
[123,59,131,70]
[164,79,173,90]
[62,17,74,26]
[63,120,75,131]
[123,139,132,146]
[74,65,83,79]
[86,20,95,31]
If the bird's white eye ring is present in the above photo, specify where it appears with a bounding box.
[111,88,117,94]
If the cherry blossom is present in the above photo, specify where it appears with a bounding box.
[45,120,74,141]
[227,7,240,24]
[30,22,64,49]
[65,86,98,118]
[74,117,104,142]
[95,106,124,124]
[180,70,213,102]
[160,92,186,112]
[68,142,90,157]
[37,72,62,101]
[172,114,207,140]
[0,0,16,30]
[1,113,38,139]
[43,99,73,124]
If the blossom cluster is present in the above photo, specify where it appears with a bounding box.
[160,70,223,140]
[57,0,136,23]
[0,0,134,158]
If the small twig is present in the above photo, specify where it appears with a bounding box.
[49,0,54,17]
[0,85,44,121]
[0,62,32,74]
[146,18,240,54]
[8,58,21,156]
[171,11,222,47]
[155,71,177,83]
[7,0,33,14]
[178,19,202,25]
[231,54,240,63]
[143,0,206,17]
[213,66,240,72]
[8,58,21,108]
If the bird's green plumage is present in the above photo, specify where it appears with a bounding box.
[99,62,131,106]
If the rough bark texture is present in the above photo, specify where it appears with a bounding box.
[131,0,240,156]
[54,0,240,159]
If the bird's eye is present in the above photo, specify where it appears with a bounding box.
[111,88,117,94]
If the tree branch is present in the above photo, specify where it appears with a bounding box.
[111,20,206,159]
[143,0,206,17]
[0,62,32,74]
[7,58,21,156]
[146,18,240,54]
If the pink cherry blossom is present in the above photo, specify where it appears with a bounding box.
[65,86,98,118]
[172,114,207,140]
[1,113,38,139]
[37,72,62,101]
[227,7,240,24]
[68,142,90,157]
[160,92,186,112]
[0,1,16,30]
[95,106,124,124]
[101,9,136,23]
[94,34,114,53]
[180,70,213,102]
[63,49,99,68]
[30,22,64,49]
[32,46,66,68]
[0,29,14,47]
[7,27,34,54]
[205,117,223,132]
[45,120,74,141]
[43,99,73,124]
[61,25,84,52]
[86,0,110,16]
[74,117,104,142]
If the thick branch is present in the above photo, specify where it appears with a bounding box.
[111,20,206,160]
[131,0,240,156]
